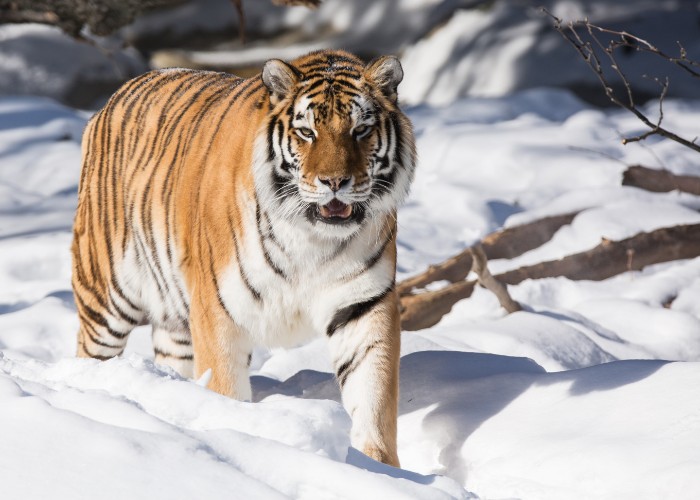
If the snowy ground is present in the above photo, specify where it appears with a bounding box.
[1,90,700,499]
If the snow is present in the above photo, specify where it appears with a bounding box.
[2,87,700,499]
[0,24,147,108]
[400,0,700,105]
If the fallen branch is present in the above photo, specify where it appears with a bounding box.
[622,165,700,195]
[470,244,522,313]
[400,223,700,330]
[400,281,475,332]
[397,211,578,296]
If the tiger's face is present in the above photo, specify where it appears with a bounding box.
[256,51,416,239]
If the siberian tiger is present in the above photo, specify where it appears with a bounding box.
[72,50,416,466]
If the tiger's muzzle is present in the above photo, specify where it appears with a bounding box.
[306,199,366,226]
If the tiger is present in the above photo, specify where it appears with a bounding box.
[71,49,416,466]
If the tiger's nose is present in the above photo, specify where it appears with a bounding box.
[319,175,351,192]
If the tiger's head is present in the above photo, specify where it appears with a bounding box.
[255,50,416,239]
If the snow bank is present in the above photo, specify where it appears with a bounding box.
[0,24,147,108]
[0,353,467,499]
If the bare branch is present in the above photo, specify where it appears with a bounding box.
[397,211,579,296]
[592,25,700,79]
[469,244,522,313]
[622,165,700,195]
[543,8,700,154]
[401,223,700,330]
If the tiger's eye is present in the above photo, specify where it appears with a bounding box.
[353,125,371,138]
[296,127,315,140]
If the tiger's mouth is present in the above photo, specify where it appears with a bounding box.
[308,199,365,226]
[320,199,352,220]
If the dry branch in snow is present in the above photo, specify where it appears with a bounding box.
[469,244,522,314]
[622,165,700,195]
[397,212,578,296]
[400,223,700,331]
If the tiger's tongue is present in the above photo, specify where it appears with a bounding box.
[320,199,352,219]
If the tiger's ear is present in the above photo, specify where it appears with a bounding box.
[262,59,300,104]
[364,56,404,103]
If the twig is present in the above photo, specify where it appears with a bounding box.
[594,26,700,79]
[469,244,522,313]
[567,146,626,164]
[543,8,700,154]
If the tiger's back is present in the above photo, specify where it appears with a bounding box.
[73,50,416,466]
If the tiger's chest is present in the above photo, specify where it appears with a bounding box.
[215,211,394,348]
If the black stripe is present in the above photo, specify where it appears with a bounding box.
[108,289,141,325]
[302,71,361,81]
[255,203,287,279]
[154,347,193,361]
[301,78,327,95]
[203,231,232,315]
[326,286,393,337]
[261,210,286,255]
[81,343,114,361]
[171,337,192,346]
[81,320,124,350]
[372,168,397,196]
[267,112,280,161]
[75,293,130,339]
[228,212,262,302]
[349,230,393,278]
[271,166,291,201]
[389,111,404,166]
[336,342,378,388]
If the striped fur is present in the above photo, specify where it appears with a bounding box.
[72,50,416,466]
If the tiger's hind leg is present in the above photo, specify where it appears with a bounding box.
[75,286,144,361]
[152,324,194,378]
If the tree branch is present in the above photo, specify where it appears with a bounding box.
[469,244,522,313]
[401,223,700,330]
[622,165,700,195]
[543,8,700,153]
[398,211,579,296]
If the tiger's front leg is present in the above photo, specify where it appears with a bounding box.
[327,288,401,467]
[189,279,253,400]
